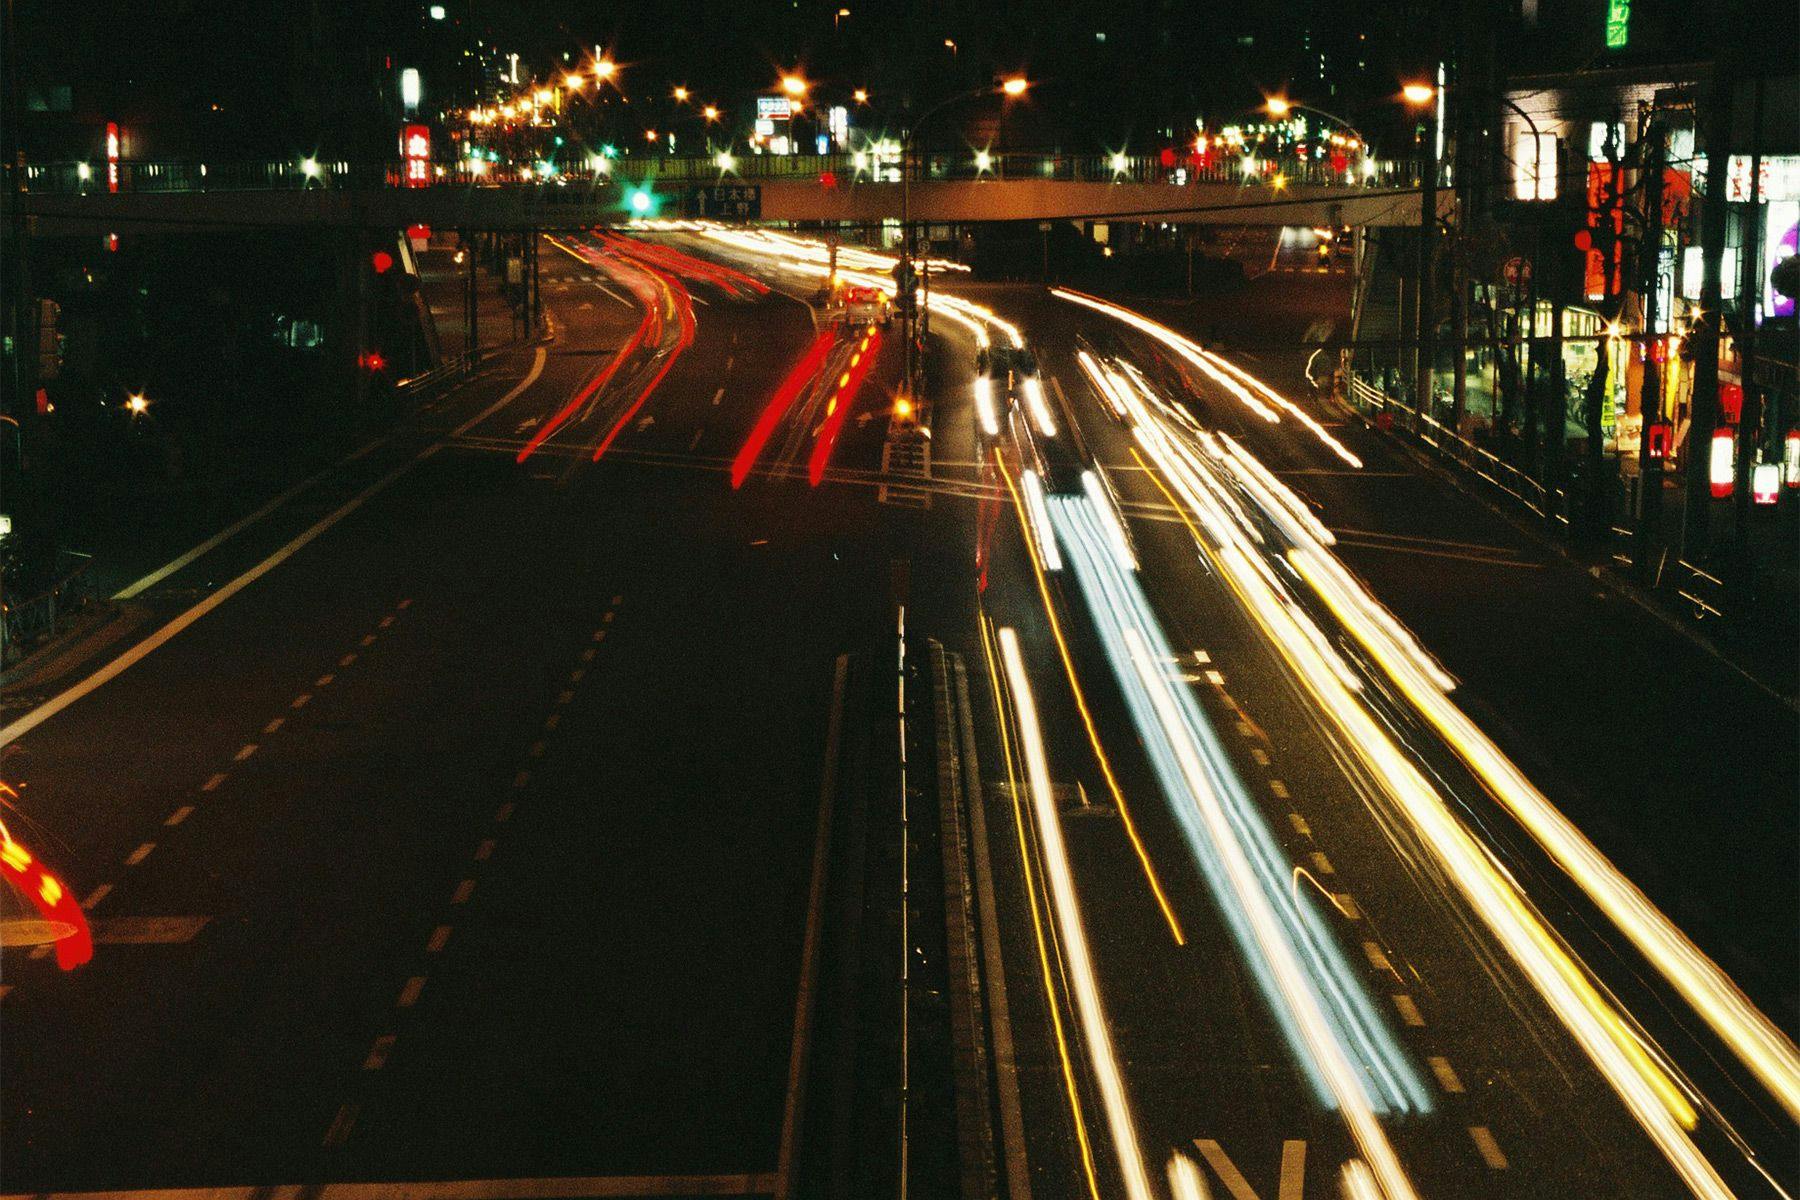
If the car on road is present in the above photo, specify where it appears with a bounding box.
[834,284,891,327]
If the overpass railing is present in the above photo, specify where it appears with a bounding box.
[19,153,1417,195]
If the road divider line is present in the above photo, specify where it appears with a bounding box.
[396,976,426,1007]
[0,445,443,749]
[124,843,154,866]
[164,806,194,827]
[1427,1055,1466,1094]
[452,345,548,437]
[1467,1125,1508,1169]
[202,773,227,792]
[362,1035,396,1070]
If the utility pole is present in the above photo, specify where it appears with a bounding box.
[1414,91,1440,416]
[1683,66,1735,561]
[1730,75,1765,587]
[1635,118,1667,581]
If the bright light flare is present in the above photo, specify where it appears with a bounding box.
[1401,82,1436,106]
[1001,76,1029,96]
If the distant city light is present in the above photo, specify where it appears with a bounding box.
[853,89,869,104]
[1109,151,1128,174]
[428,4,446,18]
[401,68,421,111]
[974,149,993,172]
[125,392,149,414]
[781,74,808,97]
[564,73,585,89]
[300,156,321,178]
[1401,82,1435,106]
[1001,76,1029,97]
[76,162,91,180]
[673,86,690,102]
[593,59,616,79]
[703,105,720,122]
[630,188,652,213]
[715,151,737,171]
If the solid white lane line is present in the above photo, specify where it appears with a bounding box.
[451,346,548,437]
[0,448,440,752]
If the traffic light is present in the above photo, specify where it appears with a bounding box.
[371,250,395,274]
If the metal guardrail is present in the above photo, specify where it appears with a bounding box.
[19,154,1418,195]
[1347,372,1559,518]
[2,551,94,666]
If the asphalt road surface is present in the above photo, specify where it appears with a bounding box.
[0,232,1791,1200]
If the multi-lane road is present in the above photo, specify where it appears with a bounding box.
[0,226,1792,1200]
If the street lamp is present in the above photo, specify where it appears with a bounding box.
[673,86,690,103]
[896,75,1031,398]
[1401,82,1436,107]
[703,105,720,122]
[781,74,808,98]
[853,88,869,104]
[564,73,585,90]
[1261,95,1370,166]
[1402,79,1439,415]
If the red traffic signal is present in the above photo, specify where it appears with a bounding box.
[359,351,388,373]
[371,250,395,274]
[819,170,838,190]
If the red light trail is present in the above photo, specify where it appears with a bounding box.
[731,329,837,488]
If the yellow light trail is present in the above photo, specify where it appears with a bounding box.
[995,448,1187,946]
[978,614,1104,1200]
[998,625,1156,1200]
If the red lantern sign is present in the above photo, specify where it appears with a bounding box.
[401,123,431,188]
[1646,421,1672,460]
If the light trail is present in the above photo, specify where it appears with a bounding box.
[1051,287,1364,467]
[994,451,1187,946]
[978,616,1104,1200]
[1288,544,1800,1126]
[806,327,881,485]
[1048,495,1429,1151]
[592,264,697,461]
[1021,375,1057,437]
[732,330,837,488]
[0,799,92,971]
[1126,412,1734,1197]
[996,626,1156,1200]
[972,374,1000,438]
[1020,470,1063,571]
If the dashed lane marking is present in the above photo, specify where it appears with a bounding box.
[316,673,336,687]
[1288,813,1311,838]
[513,771,531,789]
[125,843,155,866]
[202,772,228,791]
[544,713,561,731]
[1269,779,1290,799]
[1204,669,1225,686]
[1468,1125,1508,1169]
[360,634,377,647]
[569,667,586,684]
[557,690,574,705]
[528,741,546,758]
[291,693,312,709]
[611,595,623,606]
[1428,1055,1466,1093]
[1335,893,1361,920]
[263,717,285,734]
[81,883,113,911]
[496,802,515,823]
[712,387,726,405]
[164,805,194,827]
[1391,994,1425,1026]
[396,976,426,1007]
[233,743,258,762]
[379,615,395,629]
[1362,940,1397,976]
[426,925,453,953]
[580,648,597,662]
[451,879,475,904]
[91,916,211,944]
[322,1103,359,1147]
[1309,851,1333,875]
[474,839,496,862]
[1250,748,1270,766]
[362,1035,397,1070]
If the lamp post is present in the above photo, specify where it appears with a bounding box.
[897,76,1028,400]
[1263,96,1371,178]
[1403,81,1438,418]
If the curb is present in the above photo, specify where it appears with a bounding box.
[0,600,130,689]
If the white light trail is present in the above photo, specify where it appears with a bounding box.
[972,374,1000,437]
[1081,469,1138,572]
[1021,470,1062,571]
[997,627,1155,1200]
[1021,374,1057,437]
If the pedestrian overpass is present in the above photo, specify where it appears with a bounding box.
[6,154,1449,234]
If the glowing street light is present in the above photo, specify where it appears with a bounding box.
[564,73,585,89]
[781,74,809,98]
[1264,95,1293,117]
[853,88,869,104]
[1001,75,1030,97]
[300,156,321,178]
[125,392,149,414]
[645,128,659,142]
[702,105,720,122]
[673,86,690,102]
[974,149,993,172]
[593,59,616,80]
[1401,82,1436,107]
